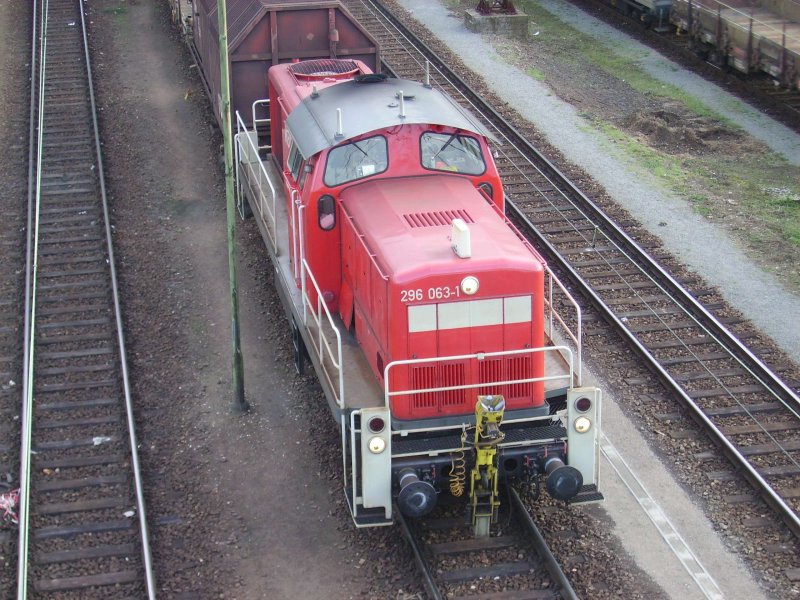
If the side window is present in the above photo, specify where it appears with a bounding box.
[287,144,303,182]
[298,163,310,190]
[324,135,388,187]
[420,132,486,175]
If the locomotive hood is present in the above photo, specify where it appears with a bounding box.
[339,175,544,283]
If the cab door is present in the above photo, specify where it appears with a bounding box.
[284,141,305,285]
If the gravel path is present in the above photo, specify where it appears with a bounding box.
[399,0,800,360]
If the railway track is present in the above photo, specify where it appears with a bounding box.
[345,0,800,552]
[13,0,155,596]
[399,489,578,600]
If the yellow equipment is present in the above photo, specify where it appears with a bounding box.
[469,395,505,536]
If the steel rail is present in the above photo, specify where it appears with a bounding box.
[509,488,579,600]
[17,0,48,594]
[395,508,443,600]
[77,0,157,595]
[355,0,800,538]
[506,199,800,539]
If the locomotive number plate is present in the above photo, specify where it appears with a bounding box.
[400,286,461,303]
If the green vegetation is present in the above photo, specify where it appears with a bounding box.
[592,123,800,252]
[526,67,546,81]
[103,6,128,16]
[517,1,728,122]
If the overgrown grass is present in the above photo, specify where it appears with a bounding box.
[607,127,800,249]
[103,6,128,16]
[516,0,725,121]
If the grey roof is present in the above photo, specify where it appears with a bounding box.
[286,78,494,159]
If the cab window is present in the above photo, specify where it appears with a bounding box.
[287,144,303,181]
[324,135,388,187]
[421,132,486,175]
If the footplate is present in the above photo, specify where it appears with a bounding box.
[568,484,604,505]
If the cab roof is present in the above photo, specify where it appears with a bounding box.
[286,77,494,160]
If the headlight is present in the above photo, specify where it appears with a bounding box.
[574,416,592,433]
[461,276,479,295]
[368,436,386,454]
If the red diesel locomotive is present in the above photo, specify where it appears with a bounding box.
[233,54,602,532]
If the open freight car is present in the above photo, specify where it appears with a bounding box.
[671,0,800,88]
[189,0,379,127]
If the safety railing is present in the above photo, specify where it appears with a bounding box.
[348,410,362,519]
[340,202,390,282]
[251,99,272,156]
[383,345,576,416]
[495,204,583,386]
[290,190,301,280]
[234,111,277,252]
[545,266,583,386]
[300,256,345,409]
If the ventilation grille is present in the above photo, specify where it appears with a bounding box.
[411,362,467,411]
[404,210,474,228]
[289,59,360,77]
[479,356,532,401]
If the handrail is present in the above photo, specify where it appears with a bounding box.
[290,190,301,280]
[301,257,345,408]
[383,346,575,408]
[251,99,272,155]
[341,203,390,281]
[493,202,583,385]
[545,266,583,386]
[234,111,277,251]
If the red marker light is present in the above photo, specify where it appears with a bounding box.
[368,416,385,433]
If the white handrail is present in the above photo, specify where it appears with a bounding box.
[234,111,277,252]
[383,346,575,409]
[340,203,390,282]
[251,99,272,154]
[301,257,345,409]
[545,266,583,386]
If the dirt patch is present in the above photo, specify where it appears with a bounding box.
[622,109,752,154]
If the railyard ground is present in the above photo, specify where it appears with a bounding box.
[4,0,792,598]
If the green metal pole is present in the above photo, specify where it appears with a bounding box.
[217,0,248,412]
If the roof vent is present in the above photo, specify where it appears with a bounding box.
[451,219,471,259]
[404,210,473,228]
[290,59,360,80]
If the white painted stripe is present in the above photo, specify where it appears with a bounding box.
[438,300,470,330]
[600,434,725,600]
[468,298,503,327]
[504,295,531,324]
[408,304,436,333]
[408,296,533,332]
